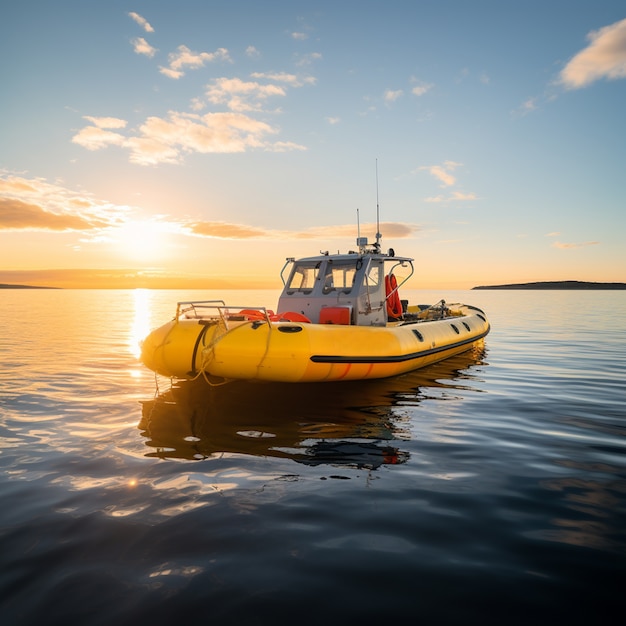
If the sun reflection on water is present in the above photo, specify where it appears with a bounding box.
[129,289,153,359]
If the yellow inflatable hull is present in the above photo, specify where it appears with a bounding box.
[141,311,490,383]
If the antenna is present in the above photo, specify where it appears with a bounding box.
[375,159,381,251]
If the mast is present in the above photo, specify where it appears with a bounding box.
[375,159,381,252]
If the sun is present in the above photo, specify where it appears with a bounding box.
[112,219,170,263]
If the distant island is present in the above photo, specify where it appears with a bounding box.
[473,280,626,290]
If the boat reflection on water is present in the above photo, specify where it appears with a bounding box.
[138,343,486,469]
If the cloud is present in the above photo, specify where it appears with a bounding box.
[183,220,418,241]
[0,198,100,231]
[250,72,316,87]
[424,192,476,204]
[131,37,157,58]
[0,174,123,232]
[295,52,322,67]
[293,222,417,240]
[411,83,433,97]
[518,97,538,114]
[128,12,154,33]
[132,112,278,162]
[73,110,307,165]
[559,17,626,89]
[159,45,231,79]
[384,89,403,103]
[420,161,462,187]
[246,46,260,58]
[187,221,270,239]
[450,191,477,201]
[291,32,308,41]
[417,161,479,203]
[429,166,456,187]
[0,176,37,194]
[552,240,600,249]
[206,77,287,112]
[83,116,127,129]
[72,125,128,151]
[1,174,417,251]
[424,195,445,203]
[200,73,314,113]
[72,117,128,150]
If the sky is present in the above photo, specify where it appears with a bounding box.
[1,0,625,289]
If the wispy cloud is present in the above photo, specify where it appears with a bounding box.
[184,220,418,240]
[84,116,127,129]
[294,52,322,67]
[73,68,316,164]
[187,221,271,239]
[418,161,478,204]
[292,222,417,241]
[410,79,433,96]
[205,77,287,112]
[384,89,403,103]
[1,174,418,251]
[0,174,125,232]
[559,17,626,89]
[513,17,626,116]
[251,72,316,87]
[131,37,157,58]
[0,198,103,231]
[201,73,314,113]
[159,45,231,79]
[72,125,128,151]
[73,110,307,165]
[70,14,317,164]
[552,240,600,249]
[514,97,538,116]
[128,12,154,33]
[450,191,477,201]
[420,161,462,187]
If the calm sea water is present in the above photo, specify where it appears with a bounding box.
[1,288,624,625]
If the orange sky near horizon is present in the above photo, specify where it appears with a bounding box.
[1,5,625,290]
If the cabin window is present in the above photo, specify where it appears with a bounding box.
[322,263,358,294]
[286,263,320,293]
[364,264,382,288]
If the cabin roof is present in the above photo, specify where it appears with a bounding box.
[293,251,413,264]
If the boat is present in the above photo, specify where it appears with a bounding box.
[140,235,490,383]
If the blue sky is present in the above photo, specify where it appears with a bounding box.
[1,0,625,288]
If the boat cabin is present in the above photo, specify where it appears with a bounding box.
[276,240,413,326]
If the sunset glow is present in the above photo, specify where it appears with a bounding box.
[110,220,173,264]
[1,3,625,289]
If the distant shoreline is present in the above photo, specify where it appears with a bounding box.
[0,284,60,290]
[473,280,626,290]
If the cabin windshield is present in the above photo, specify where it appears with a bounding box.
[286,262,321,293]
[364,262,382,289]
[322,261,358,294]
